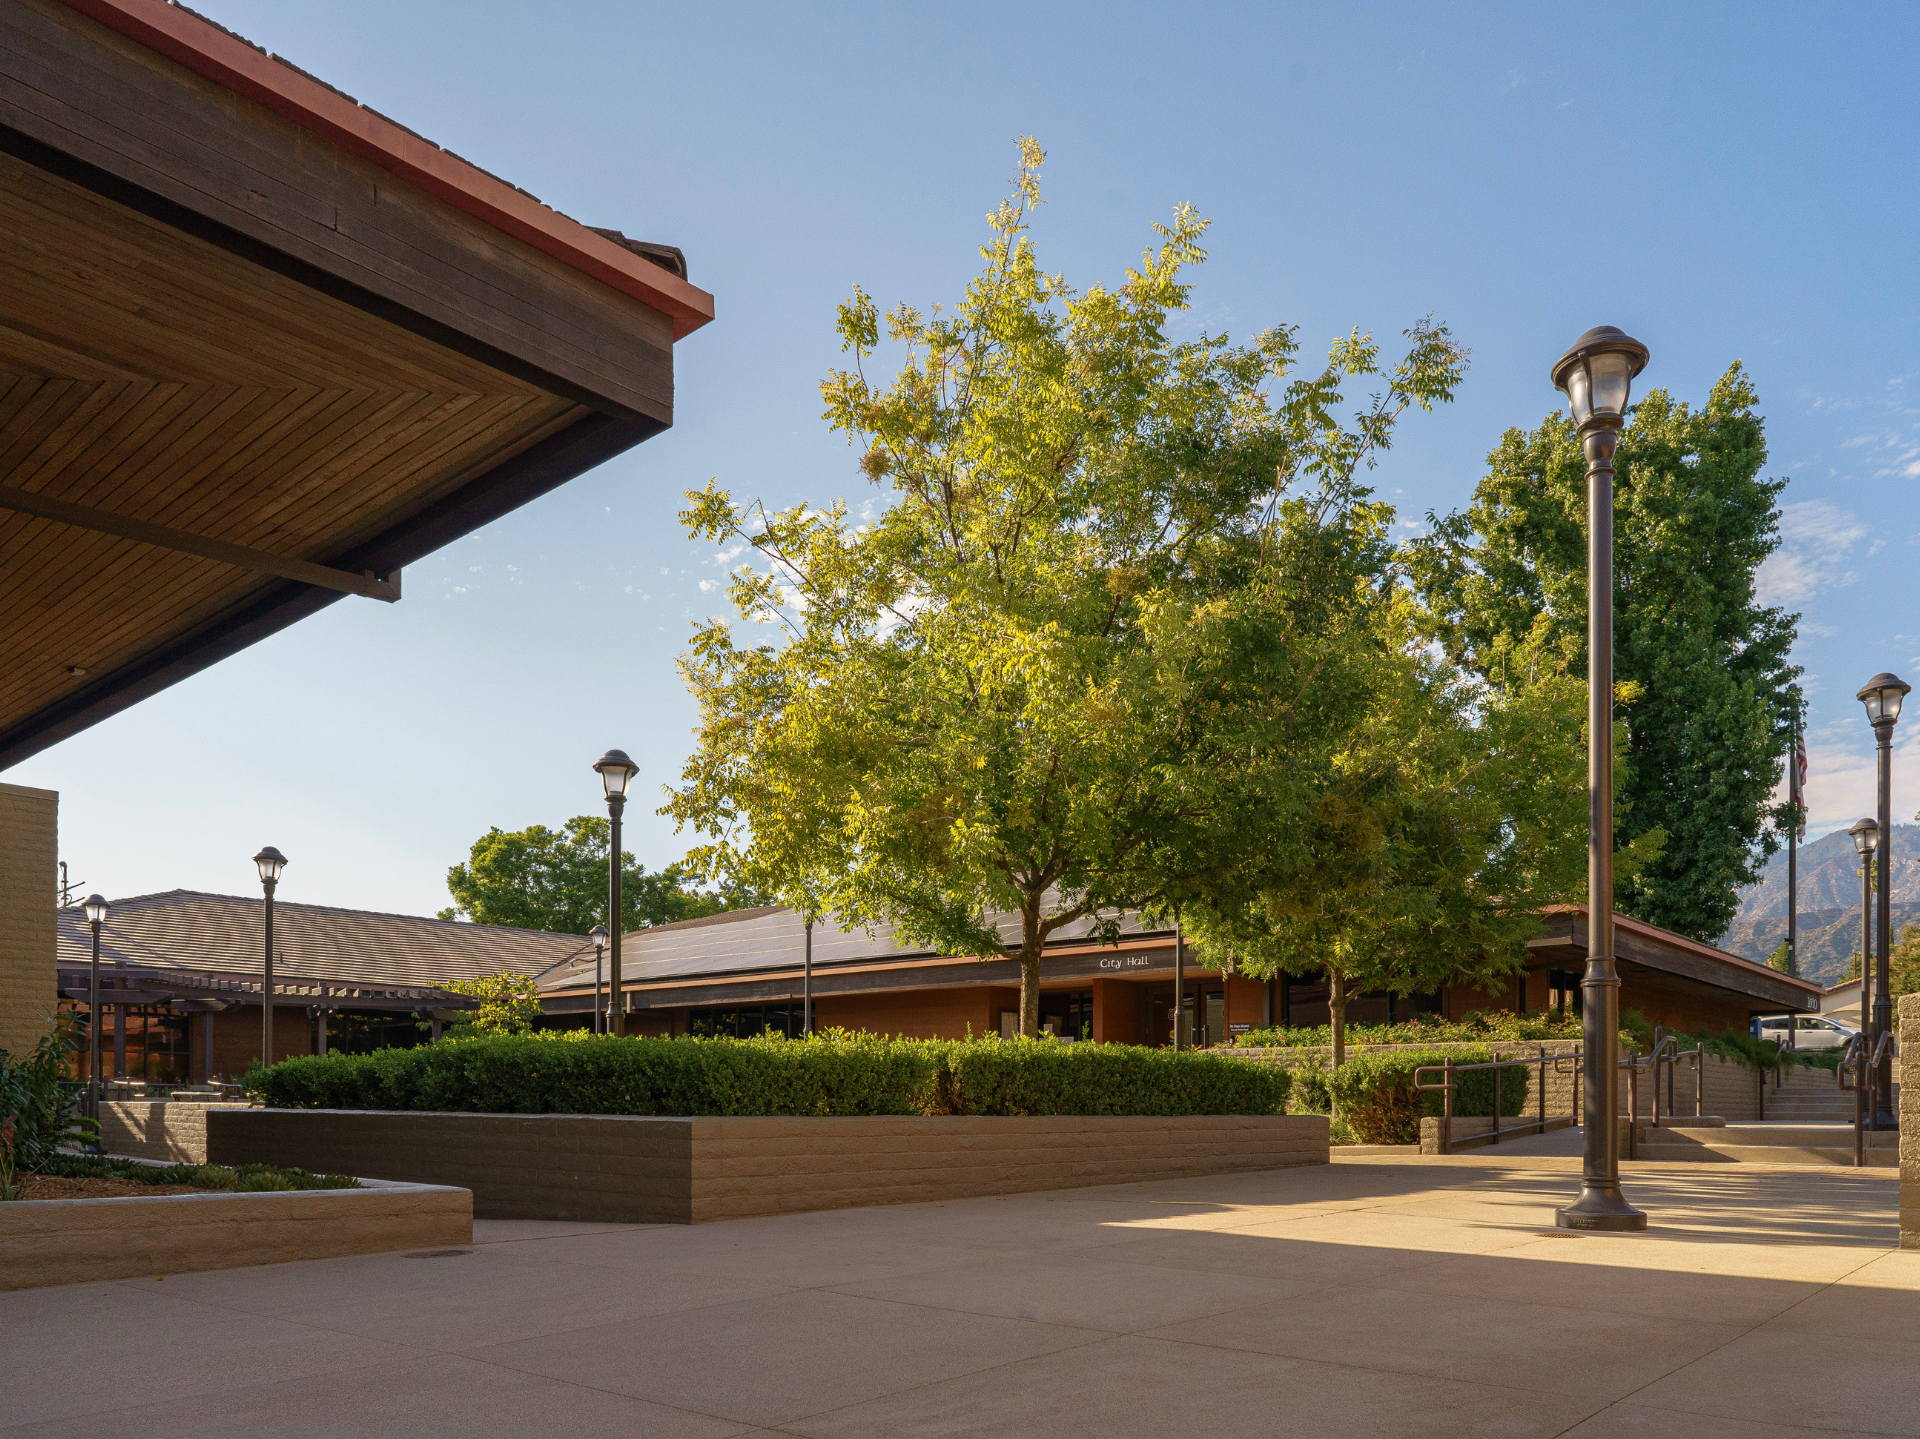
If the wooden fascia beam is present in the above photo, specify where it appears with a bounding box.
[0,484,400,601]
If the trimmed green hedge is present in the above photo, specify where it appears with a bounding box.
[1323,1047,1529,1145]
[946,1039,1289,1116]
[246,1031,1291,1118]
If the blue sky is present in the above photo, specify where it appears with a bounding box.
[15,1,1919,918]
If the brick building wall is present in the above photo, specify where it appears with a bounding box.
[201,1007,313,1080]
[812,987,1001,1040]
[0,782,56,1058]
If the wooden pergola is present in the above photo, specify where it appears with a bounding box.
[0,0,714,767]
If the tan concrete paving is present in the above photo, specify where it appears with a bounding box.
[0,1152,1906,1438]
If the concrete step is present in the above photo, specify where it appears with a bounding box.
[1636,1122,1897,1168]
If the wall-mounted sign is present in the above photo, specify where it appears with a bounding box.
[1096,954,1157,971]
[1228,1022,1253,1034]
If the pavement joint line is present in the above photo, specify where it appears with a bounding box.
[1535,1230,1901,1439]
[1133,1325,1627,1402]
[480,1308,1119,1434]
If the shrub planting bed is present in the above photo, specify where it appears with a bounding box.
[227,1033,1314,1223]
[8,1153,358,1203]
[247,1031,1292,1118]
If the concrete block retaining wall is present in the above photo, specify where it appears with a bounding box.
[1902,994,1920,1250]
[206,1109,1330,1224]
[0,1179,471,1292]
[99,1101,249,1164]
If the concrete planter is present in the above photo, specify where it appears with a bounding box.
[0,1178,472,1292]
[207,1109,1330,1224]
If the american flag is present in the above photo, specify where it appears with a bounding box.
[1790,724,1807,840]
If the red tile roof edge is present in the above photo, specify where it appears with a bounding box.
[1541,904,1825,993]
[58,0,716,339]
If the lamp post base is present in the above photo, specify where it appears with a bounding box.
[1556,1186,1648,1232]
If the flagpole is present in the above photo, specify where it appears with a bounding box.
[1787,690,1802,981]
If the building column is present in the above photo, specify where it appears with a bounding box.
[1091,978,1142,1045]
[0,783,57,1061]
[112,1003,127,1079]
[1223,975,1266,1042]
[202,1012,215,1082]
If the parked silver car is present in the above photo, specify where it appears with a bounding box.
[1754,1014,1856,1050]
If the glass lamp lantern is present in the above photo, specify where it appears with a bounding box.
[1857,673,1910,728]
[1552,327,1651,429]
[588,924,609,950]
[1849,817,1880,856]
[593,749,639,800]
[82,893,109,925]
[253,845,287,884]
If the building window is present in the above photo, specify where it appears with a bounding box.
[688,1003,807,1039]
[1549,969,1583,1018]
[328,1013,425,1054]
[1038,990,1094,1041]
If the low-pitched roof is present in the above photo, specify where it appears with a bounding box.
[537,903,1159,996]
[60,889,591,992]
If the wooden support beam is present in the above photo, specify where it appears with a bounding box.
[0,484,400,601]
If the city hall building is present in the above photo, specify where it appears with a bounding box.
[537,902,1823,1046]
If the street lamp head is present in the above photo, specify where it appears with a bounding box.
[252,845,287,884]
[1857,672,1910,728]
[82,893,109,925]
[1552,326,1650,431]
[593,748,639,800]
[1849,817,1880,855]
[588,924,609,951]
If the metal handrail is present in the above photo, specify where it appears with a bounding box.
[1838,1030,1898,1168]
[1415,1049,1581,1155]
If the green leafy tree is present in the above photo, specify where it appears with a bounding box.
[667,139,1468,1036]
[1891,923,1920,1001]
[441,817,772,933]
[1407,365,1798,941]
[440,973,543,1037]
[1764,939,1794,975]
[1184,623,1653,1065]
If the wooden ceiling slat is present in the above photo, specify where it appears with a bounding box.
[318,401,592,562]
[6,379,171,494]
[68,386,328,517]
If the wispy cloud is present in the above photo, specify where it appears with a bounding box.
[1757,499,1868,605]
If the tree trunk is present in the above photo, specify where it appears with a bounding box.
[1019,939,1042,1038]
[1329,965,1347,1069]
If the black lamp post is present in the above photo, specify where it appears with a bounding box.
[1551,325,1650,1234]
[1849,818,1878,1051]
[253,846,286,1067]
[82,893,109,1121]
[588,924,609,1034]
[1858,673,1908,1128]
[592,750,639,1037]
[803,917,814,1037]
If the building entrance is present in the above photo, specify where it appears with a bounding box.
[1147,986,1226,1048]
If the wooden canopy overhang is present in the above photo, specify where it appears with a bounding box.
[0,0,714,767]
[1526,907,1823,1016]
[54,958,479,1015]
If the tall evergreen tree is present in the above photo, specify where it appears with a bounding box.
[1407,365,1799,942]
